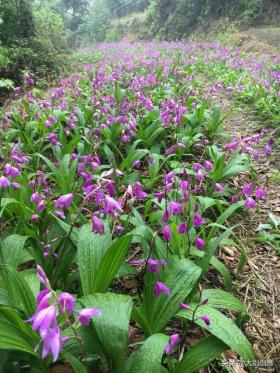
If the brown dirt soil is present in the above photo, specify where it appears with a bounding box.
[213,94,280,372]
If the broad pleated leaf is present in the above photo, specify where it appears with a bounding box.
[177,304,255,361]
[81,293,132,373]
[93,235,132,292]
[1,267,36,317]
[201,289,247,315]
[177,336,228,373]
[125,334,169,373]
[0,234,29,267]
[140,258,201,335]
[0,319,36,355]
[77,224,111,295]
[61,351,87,373]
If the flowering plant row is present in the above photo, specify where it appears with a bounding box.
[0,42,275,372]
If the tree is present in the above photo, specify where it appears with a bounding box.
[0,0,35,45]
[59,0,90,32]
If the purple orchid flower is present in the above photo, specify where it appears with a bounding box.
[147,259,167,274]
[78,308,102,326]
[154,281,171,297]
[57,293,75,313]
[92,215,105,234]
[54,193,73,210]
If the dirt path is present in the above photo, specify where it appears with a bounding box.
[214,94,280,371]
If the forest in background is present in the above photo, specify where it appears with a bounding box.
[0,0,279,93]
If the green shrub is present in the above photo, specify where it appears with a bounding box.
[106,24,124,42]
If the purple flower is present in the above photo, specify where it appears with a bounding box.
[31,192,40,204]
[134,182,147,200]
[107,180,115,197]
[253,151,259,161]
[92,215,105,235]
[41,325,62,362]
[244,146,253,154]
[215,183,224,192]
[178,222,188,234]
[154,281,171,297]
[43,101,51,108]
[11,182,21,189]
[0,176,11,188]
[264,145,272,155]
[163,224,171,241]
[242,184,253,197]
[3,116,9,124]
[78,308,102,326]
[169,201,184,215]
[147,259,167,274]
[55,210,65,219]
[193,214,206,228]
[37,265,49,286]
[165,333,180,354]
[14,87,21,95]
[57,293,75,313]
[154,192,164,203]
[179,180,189,191]
[244,197,255,209]
[37,200,46,212]
[196,170,205,182]
[5,163,20,178]
[132,160,141,168]
[200,315,211,326]
[28,305,57,338]
[255,187,266,201]
[204,160,213,170]
[192,163,201,172]
[36,289,51,306]
[103,196,123,215]
[54,193,73,210]
[180,303,189,310]
[195,237,205,250]
[165,182,173,193]
[231,195,238,203]
[164,172,175,183]
[129,259,143,267]
[162,210,170,223]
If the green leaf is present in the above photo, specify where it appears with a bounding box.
[201,289,247,315]
[51,215,79,246]
[125,334,169,373]
[177,304,255,361]
[1,235,29,267]
[0,319,36,355]
[80,293,132,373]
[0,266,36,317]
[209,201,244,239]
[191,248,232,289]
[77,224,111,295]
[140,258,201,335]
[176,336,228,373]
[0,289,16,309]
[22,271,40,298]
[93,235,132,293]
[61,351,87,373]
[116,262,137,278]
[198,226,236,275]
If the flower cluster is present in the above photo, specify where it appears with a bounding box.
[26,266,101,362]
